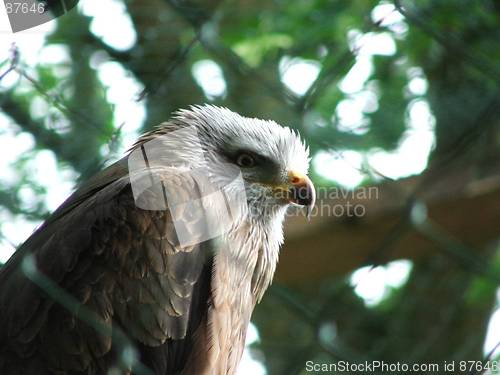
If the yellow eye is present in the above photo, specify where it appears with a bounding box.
[236,153,256,168]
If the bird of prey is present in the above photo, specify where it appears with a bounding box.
[0,105,315,374]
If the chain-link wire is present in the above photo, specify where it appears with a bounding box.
[0,0,499,374]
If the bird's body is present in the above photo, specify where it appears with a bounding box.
[0,106,314,374]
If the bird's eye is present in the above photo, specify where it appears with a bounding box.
[236,153,256,168]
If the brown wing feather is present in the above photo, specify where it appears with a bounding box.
[0,158,213,374]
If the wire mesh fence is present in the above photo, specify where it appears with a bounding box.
[0,0,499,374]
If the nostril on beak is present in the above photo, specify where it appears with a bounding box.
[287,171,316,219]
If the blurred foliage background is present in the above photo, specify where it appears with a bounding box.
[1,0,500,374]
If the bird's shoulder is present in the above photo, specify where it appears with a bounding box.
[0,158,214,374]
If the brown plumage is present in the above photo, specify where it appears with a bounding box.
[0,105,314,374]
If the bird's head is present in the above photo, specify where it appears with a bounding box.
[136,105,315,224]
[180,105,314,221]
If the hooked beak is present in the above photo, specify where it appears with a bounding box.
[287,171,316,219]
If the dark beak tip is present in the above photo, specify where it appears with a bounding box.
[289,184,316,219]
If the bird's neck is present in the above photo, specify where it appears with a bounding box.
[214,211,286,305]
